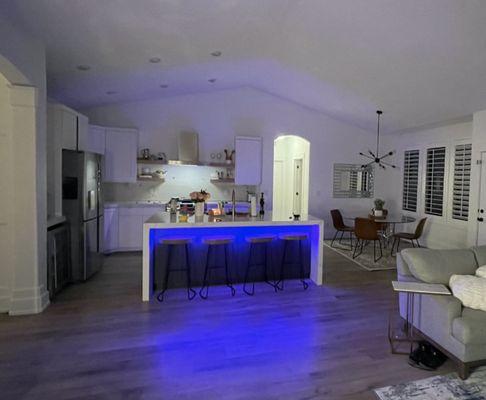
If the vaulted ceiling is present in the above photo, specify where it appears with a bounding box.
[6,0,486,132]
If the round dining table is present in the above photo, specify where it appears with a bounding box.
[343,213,416,242]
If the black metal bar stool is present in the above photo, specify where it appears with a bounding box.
[243,234,278,295]
[276,233,309,291]
[199,235,236,299]
[156,236,196,302]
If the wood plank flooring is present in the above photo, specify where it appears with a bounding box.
[0,247,454,399]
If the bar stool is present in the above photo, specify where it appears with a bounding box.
[156,236,196,302]
[276,233,309,291]
[199,235,236,299]
[243,234,278,295]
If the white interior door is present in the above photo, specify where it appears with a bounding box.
[293,158,303,217]
[272,159,289,219]
[477,152,486,245]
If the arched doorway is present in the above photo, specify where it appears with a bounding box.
[272,135,310,220]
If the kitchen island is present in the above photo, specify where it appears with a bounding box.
[142,212,324,301]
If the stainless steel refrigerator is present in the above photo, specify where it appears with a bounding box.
[62,150,104,281]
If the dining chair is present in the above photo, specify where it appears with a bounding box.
[353,217,383,262]
[330,209,355,250]
[390,217,427,256]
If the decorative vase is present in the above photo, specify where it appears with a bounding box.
[374,209,383,217]
[195,202,205,217]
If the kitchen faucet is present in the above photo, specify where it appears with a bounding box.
[231,188,236,219]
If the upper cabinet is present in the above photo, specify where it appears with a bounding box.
[60,107,78,150]
[83,124,106,155]
[104,127,138,183]
[235,136,262,185]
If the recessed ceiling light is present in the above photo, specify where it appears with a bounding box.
[149,57,161,63]
[211,51,222,57]
[160,84,169,88]
[106,90,117,95]
[208,78,217,83]
[76,65,91,71]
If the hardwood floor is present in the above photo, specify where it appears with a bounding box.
[0,247,454,399]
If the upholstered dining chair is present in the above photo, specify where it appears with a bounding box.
[353,217,383,262]
[330,209,355,249]
[390,217,427,256]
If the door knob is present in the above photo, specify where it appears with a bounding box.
[478,217,484,222]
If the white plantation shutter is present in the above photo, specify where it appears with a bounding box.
[402,150,419,212]
[425,147,446,216]
[452,144,472,221]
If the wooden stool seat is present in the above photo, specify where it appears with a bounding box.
[202,235,235,245]
[279,233,308,241]
[160,236,194,245]
[245,234,276,244]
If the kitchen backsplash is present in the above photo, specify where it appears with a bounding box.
[103,165,253,202]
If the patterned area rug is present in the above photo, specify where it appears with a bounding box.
[374,367,486,399]
[323,239,411,271]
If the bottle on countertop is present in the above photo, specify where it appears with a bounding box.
[259,192,265,216]
[250,195,257,217]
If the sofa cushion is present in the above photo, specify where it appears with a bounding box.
[471,245,486,267]
[476,265,486,279]
[452,307,486,345]
[450,274,486,312]
[401,248,477,284]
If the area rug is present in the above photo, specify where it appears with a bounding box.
[323,239,409,271]
[374,367,486,399]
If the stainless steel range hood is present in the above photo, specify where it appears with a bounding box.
[168,131,200,165]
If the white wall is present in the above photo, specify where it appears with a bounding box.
[383,120,473,249]
[0,7,48,314]
[84,87,388,235]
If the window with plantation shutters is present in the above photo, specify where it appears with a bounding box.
[425,146,446,216]
[402,150,419,212]
[452,143,472,221]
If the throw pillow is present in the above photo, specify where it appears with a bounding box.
[449,274,486,312]
[476,265,486,279]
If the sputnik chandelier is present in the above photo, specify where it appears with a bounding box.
[360,110,396,169]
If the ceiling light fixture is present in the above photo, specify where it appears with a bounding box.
[160,84,169,88]
[208,78,217,83]
[76,65,91,71]
[149,57,161,63]
[359,110,396,170]
[211,51,222,57]
[106,90,117,95]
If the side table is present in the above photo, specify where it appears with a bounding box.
[388,281,451,355]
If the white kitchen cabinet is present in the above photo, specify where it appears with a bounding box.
[103,207,119,253]
[118,214,142,250]
[104,128,138,183]
[107,206,161,251]
[60,107,78,150]
[81,124,106,154]
[235,136,262,185]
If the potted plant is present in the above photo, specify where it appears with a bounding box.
[373,198,385,217]
[190,189,211,217]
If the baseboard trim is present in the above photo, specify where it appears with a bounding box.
[8,284,50,316]
[0,286,10,313]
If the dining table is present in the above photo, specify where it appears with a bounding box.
[343,213,416,245]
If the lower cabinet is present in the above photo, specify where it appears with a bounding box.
[104,207,119,253]
[104,206,160,252]
[47,222,71,299]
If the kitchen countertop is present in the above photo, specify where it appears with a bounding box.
[104,201,166,208]
[47,215,66,229]
[145,211,323,228]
